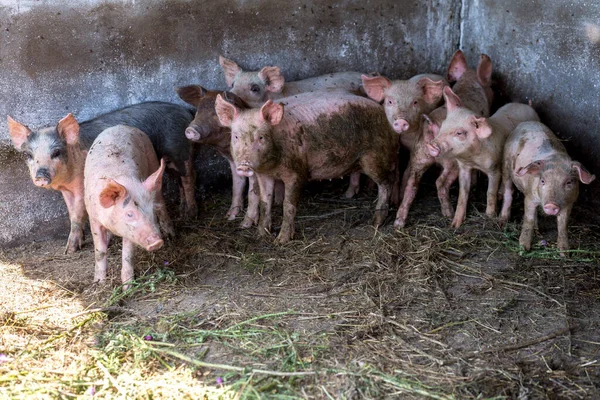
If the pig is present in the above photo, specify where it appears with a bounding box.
[220,56,365,198]
[219,55,365,107]
[499,121,595,253]
[394,51,494,228]
[84,125,174,285]
[7,102,194,254]
[427,86,539,228]
[215,90,399,244]
[175,85,261,227]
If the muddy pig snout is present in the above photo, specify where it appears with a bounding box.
[145,234,164,252]
[543,203,560,216]
[427,143,441,157]
[393,118,410,133]
[236,162,254,177]
[34,168,52,187]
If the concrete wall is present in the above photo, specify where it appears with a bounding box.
[1,0,599,247]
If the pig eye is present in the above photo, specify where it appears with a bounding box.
[126,212,133,218]
[51,149,61,159]
[24,152,33,160]
[412,100,419,106]
[250,84,261,93]
[540,178,546,185]
[456,130,465,136]
[259,136,264,141]
[565,179,573,186]
[386,98,393,105]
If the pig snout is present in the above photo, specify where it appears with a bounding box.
[185,126,203,141]
[145,234,164,252]
[427,143,441,157]
[236,162,254,177]
[393,118,410,133]
[34,168,52,187]
[543,203,560,216]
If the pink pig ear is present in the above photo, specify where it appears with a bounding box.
[219,55,242,88]
[259,100,284,126]
[470,116,492,139]
[175,85,207,107]
[215,93,239,127]
[143,158,166,192]
[447,50,468,83]
[99,179,127,208]
[516,160,545,177]
[443,86,462,112]
[418,77,446,104]
[477,54,493,87]
[361,75,392,102]
[7,116,32,150]
[572,162,596,184]
[422,114,440,143]
[258,66,285,93]
[57,114,80,145]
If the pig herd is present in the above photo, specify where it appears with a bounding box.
[7,50,595,286]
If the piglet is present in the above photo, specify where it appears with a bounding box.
[84,125,174,285]
[219,56,364,107]
[215,90,398,244]
[427,87,539,227]
[500,121,595,253]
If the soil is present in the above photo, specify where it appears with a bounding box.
[2,177,600,399]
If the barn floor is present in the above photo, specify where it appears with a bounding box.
[1,178,600,399]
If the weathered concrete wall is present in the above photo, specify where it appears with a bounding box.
[461,0,600,180]
[0,0,461,247]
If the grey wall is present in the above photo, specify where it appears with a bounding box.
[0,0,598,247]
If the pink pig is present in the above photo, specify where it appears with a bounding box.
[427,87,539,228]
[215,90,398,244]
[394,51,493,228]
[500,121,595,253]
[84,125,174,285]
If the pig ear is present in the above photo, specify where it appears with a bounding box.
[470,116,492,139]
[223,91,250,109]
[447,50,468,83]
[258,66,285,93]
[7,116,32,150]
[361,75,392,102]
[443,86,463,112]
[99,179,127,208]
[215,93,239,127]
[175,85,207,107]
[259,100,284,126]
[516,160,545,177]
[477,54,493,87]
[572,162,596,184]
[143,158,166,192]
[57,114,80,145]
[418,77,446,104]
[422,114,440,143]
[219,55,242,88]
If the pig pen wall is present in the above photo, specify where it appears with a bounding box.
[0,0,598,247]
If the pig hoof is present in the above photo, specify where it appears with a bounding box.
[451,218,463,229]
[240,217,256,229]
[393,218,406,229]
[344,186,359,199]
[226,207,240,220]
[275,233,292,244]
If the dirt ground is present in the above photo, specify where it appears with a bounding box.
[1,178,600,399]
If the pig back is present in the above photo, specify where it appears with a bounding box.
[85,125,159,185]
[490,103,539,139]
[283,72,365,97]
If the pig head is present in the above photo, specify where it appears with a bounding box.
[220,55,285,106]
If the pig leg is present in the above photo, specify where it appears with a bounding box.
[121,238,136,287]
[485,170,502,217]
[519,196,538,251]
[90,218,109,282]
[360,156,392,227]
[227,160,247,220]
[154,191,175,239]
[452,165,472,228]
[241,174,260,228]
[256,175,275,237]
[499,177,514,226]
[62,189,87,254]
[394,159,430,229]
[276,177,302,244]
[437,160,458,218]
[556,204,573,255]
[180,158,197,219]
[344,172,361,198]
[274,180,285,206]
